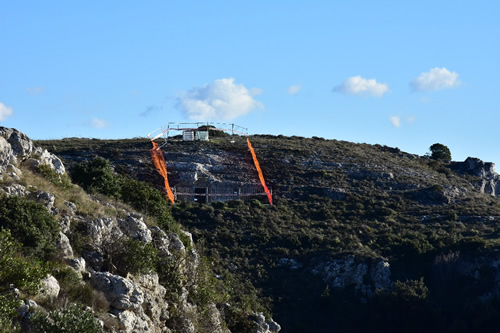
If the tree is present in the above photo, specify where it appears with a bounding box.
[430,143,451,161]
[71,157,121,198]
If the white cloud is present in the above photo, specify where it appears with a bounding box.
[411,67,460,91]
[91,118,109,129]
[389,116,401,128]
[177,78,263,121]
[0,102,13,121]
[288,85,301,95]
[334,75,389,97]
[390,115,416,128]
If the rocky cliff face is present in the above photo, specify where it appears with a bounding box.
[0,127,278,333]
[451,157,500,197]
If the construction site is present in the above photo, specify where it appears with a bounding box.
[148,122,273,205]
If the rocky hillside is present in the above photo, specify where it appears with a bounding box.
[30,132,500,333]
[0,127,280,333]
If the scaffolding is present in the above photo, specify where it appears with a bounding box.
[148,122,272,205]
[173,184,272,203]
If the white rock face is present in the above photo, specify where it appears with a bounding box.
[0,127,33,159]
[39,275,60,300]
[33,147,66,175]
[67,257,86,275]
[0,136,13,173]
[57,232,73,258]
[88,217,124,246]
[2,184,29,197]
[92,272,144,310]
[112,309,152,333]
[130,273,170,331]
[253,312,281,333]
[117,214,152,243]
[315,255,392,297]
[30,190,55,211]
[0,127,65,175]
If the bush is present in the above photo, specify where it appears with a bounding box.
[122,239,159,274]
[0,228,49,294]
[31,303,103,333]
[37,164,72,189]
[0,294,21,333]
[71,157,121,198]
[0,196,59,259]
[120,177,175,229]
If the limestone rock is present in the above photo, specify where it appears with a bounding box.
[0,136,13,173]
[314,255,392,297]
[6,163,22,180]
[111,308,153,333]
[168,233,185,253]
[2,184,29,197]
[150,226,172,257]
[252,312,281,333]
[67,257,86,275]
[57,232,73,258]
[59,215,71,234]
[0,127,33,160]
[64,201,77,215]
[117,214,152,243]
[92,272,144,310]
[32,146,66,175]
[29,190,55,211]
[88,217,124,246]
[130,273,169,329]
[39,275,60,300]
[451,157,500,197]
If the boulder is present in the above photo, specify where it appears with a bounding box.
[67,257,86,275]
[88,217,124,246]
[59,215,71,234]
[39,275,60,300]
[57,232,73,258]
[252,312,281,333]
[92,272,144,310]
[29,190,56,211]
[0,127,33,159]
[117,214,152,243]
[150,226,172,257]
[111,309,152,333]
[32,147,66,174]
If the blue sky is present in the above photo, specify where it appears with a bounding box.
[1,1,499,165]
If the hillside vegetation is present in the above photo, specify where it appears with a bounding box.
[35,133,500,332]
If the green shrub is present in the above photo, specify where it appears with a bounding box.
[37,164,72,189]
[0,294,21,333]
[0,228,49,294]
[31,303,103,333]
[0,196,59,259]
[120,177,175,229]
[71,157,121,198]
[122,239,159,274]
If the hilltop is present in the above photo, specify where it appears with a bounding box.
[33,132,500,332]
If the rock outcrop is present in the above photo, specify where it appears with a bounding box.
[313,255,392,299]
[451,157,500,197]
[0,127,65,175]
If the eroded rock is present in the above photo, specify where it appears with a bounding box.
[92,272,144,310]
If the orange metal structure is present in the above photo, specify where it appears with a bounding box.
[150,141,175,203]
[247,138,273,205]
